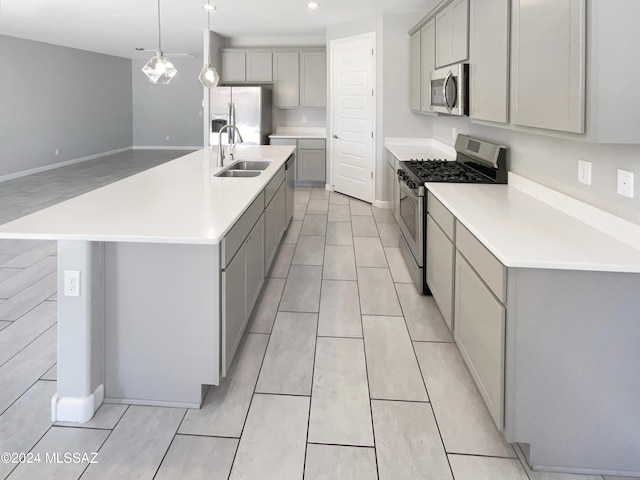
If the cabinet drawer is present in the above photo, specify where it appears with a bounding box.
[298,138,325,149]
[456,221,506,302]
[221,192,264,269]
[428,192,455,240]
[265,166,286,207]
[269,138,297,146]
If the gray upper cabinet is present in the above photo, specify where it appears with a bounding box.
[221,52,246,83]
[221,51,273,84]
[469,0,509,123]
[420,19,436,113]
[410,31,421,111]
[435,0,469,68]
[300,52,326,108]
[274,50,326,109]
[274,52,301,108]
[247,52,273,82]
[510,0,586,133]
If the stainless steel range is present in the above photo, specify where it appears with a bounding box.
[397,134,507,294]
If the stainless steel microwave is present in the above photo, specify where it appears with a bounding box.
[430,63,469,116]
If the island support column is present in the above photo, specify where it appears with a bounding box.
[51,240,105,423]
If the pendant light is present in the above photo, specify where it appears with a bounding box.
[198,1,220,88]
[142,0,177,84]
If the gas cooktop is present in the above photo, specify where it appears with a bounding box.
[401,159,490,183]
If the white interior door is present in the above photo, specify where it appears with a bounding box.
[330,34,375,203]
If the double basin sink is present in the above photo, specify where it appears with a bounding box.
[215,160,272,178]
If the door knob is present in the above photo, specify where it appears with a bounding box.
[333,134,339,139]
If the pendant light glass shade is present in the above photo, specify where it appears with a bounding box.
[198,64,220,87]
[199,1,219,88]
[142,53,177,84]
[142,0,176,84]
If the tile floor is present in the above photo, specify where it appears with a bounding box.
[0,151,636,480]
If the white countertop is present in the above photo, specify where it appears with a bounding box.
[385,137,456,163]
[269,127,326,139]
[427,174,640,273]
[0,145,295,245]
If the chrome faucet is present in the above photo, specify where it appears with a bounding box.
[217,124,244,167]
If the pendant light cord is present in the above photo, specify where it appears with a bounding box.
[206,0,211,64]
[157,0,162,53]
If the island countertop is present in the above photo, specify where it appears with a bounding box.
[0,145,295,245]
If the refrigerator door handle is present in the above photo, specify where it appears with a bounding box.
[226,102,233,144]
[230,102,237,144]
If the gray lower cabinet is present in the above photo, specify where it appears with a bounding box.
[222,212,265,376]
[222,240,246,376]
[454,251,505,430]
[426,214,455,330]
[297,138,326,185]
[265,180,286,273]
[454,220,507,429]
[245,214,265,313]
[298,148,325,184]
[270,138,325,186]
[285,154,295,227]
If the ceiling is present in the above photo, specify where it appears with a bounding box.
[0,0,436,59]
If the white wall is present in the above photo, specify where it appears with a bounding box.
[132,56,205,148]
[0,35,133,178]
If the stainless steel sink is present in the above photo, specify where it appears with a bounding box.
[215,169,261,178]
[230,160,272,171]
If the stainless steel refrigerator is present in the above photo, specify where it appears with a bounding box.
[209,86,273,146]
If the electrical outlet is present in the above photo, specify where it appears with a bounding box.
[54,148,60,156]
[452,127,457,140]
[302,116,308,123]
[617,169,634,198]
[577,160,591,185]
[64,270,80,297]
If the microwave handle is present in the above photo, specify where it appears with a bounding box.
[444,71,455,113]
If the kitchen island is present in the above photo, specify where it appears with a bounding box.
[0,145,296,423]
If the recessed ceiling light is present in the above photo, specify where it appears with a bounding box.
[203,4,216,10]
[307,1,319,9]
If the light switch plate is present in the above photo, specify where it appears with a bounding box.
[577,160,591,185]
[617,169,634,198]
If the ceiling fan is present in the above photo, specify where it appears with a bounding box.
[139,0,192,84]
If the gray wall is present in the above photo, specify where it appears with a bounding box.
[382,13,434,141]
[0,35,133,177]
[132,56,205,148]
[431,117,640,225]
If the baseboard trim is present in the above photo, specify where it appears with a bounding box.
[0,147,131,183]
[51,384,104,423]
[373,200,392,209]
[132,146,201,150]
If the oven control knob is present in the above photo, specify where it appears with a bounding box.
[407,181,417,189]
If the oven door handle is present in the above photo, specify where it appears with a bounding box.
[398,179,419,201]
